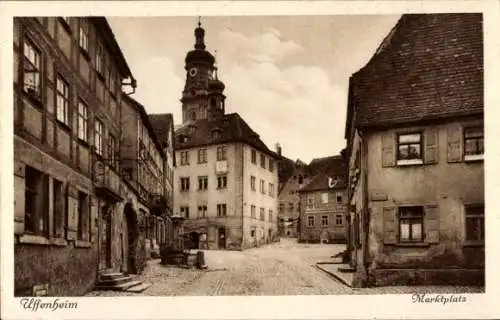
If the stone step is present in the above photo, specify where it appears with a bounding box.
[96,280,142,291]
[100,272,126,281]
[126,283,152,293]
[98,275,133,286]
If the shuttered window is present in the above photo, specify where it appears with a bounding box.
[464,127,484,161]
[465,204,484,242]
[53,178,67,238]
[383,205,440,244]
[398,206,424,242]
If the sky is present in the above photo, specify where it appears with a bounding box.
[108,15,401,163]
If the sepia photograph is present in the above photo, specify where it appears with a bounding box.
[1,1,499,319]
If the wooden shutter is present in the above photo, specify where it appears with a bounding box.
[14,162,26,235]
[42,174,50,236]
[66,183,78,240]
[424,128,439,164]
[382,206,397,244]
[424,204,440,244]
[90,197,97,242]
[381,133,395,167]
[447,125,462,163]
[54,181,65,238]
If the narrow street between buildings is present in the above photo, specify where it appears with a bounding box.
[86,238,483,296]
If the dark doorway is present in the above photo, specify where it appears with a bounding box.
[100,205,112,271]
[218,228,226,249]
[268,229,272,242]
[188,231,200,249]
[124,203,138,274]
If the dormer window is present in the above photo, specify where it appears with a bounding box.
[190,111,196,121]
[188,124,196,135]
[211,128,222,140]
[179,134,189,143]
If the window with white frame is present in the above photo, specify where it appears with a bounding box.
[95,43,104,76]
[56,76,70,125]
[465,204,484,242]
[398,206,424,242]
[79,19,89,52]
[198,148,207,163]
[198,176,208,191]
[77,101,88,142]
[321,193,329,204]
[251,149,257,164]
[108,134,116,167]
[217,175,227,189]
[217,204,227,217]
[308,216,315,227]
[321,215,328,226]
[217,146,227,161]
[250,176,256,191]
[397,133,423,165]
[307,195,314,209]
[260,207,265,220]
[251,205,256,218]
[260,179,265,194]
[198,205,207,218]
[180,177,190,192]
[336,214,343,225]
[464,127,484,161]
[94,119,104,156]
[23,40,42,98]
[180,151,189,165]
[180,206,190,219]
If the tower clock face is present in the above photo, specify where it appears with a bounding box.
[189,67,198,77]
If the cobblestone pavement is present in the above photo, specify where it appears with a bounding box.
[86,238,484,296]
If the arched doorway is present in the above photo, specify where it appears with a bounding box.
[320,230,329,244]
[124,203,139,274]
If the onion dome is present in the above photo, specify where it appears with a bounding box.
[185,21,215,65]
[209,66,225,91]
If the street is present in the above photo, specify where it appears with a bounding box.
[86,239,484,296]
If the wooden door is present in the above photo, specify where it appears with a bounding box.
[99,207,112,270]
[218,228,226,249]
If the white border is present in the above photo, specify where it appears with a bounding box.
[1,1,499,320]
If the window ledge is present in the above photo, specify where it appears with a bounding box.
[19,234,50,245]
[23,90,44,110]
[75,240,92,248]
[464,154,484,162]
[464,241,484,247]
[392,242,431,248]
[396,159,424,166]
[56,119,72,133]
[80,47,91,61]
[50,238,68,247]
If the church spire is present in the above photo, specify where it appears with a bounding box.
[194,16,206,50]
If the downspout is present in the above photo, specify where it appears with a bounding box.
[241,144,245,250]
[359,130,371,286]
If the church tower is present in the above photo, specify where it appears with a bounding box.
[181,19,226,124]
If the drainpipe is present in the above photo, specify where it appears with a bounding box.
[359,130,371,286]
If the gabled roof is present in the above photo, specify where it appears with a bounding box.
[174,113,280,159]
[91,18,134,79]
[148,113,174,149]
[277,156,296,192]
[299,156,347,192]
[346,13,483,136]
[122,95,165,159]
[307,156,339,177]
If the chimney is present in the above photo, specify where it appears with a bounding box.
[275,143,282,156]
